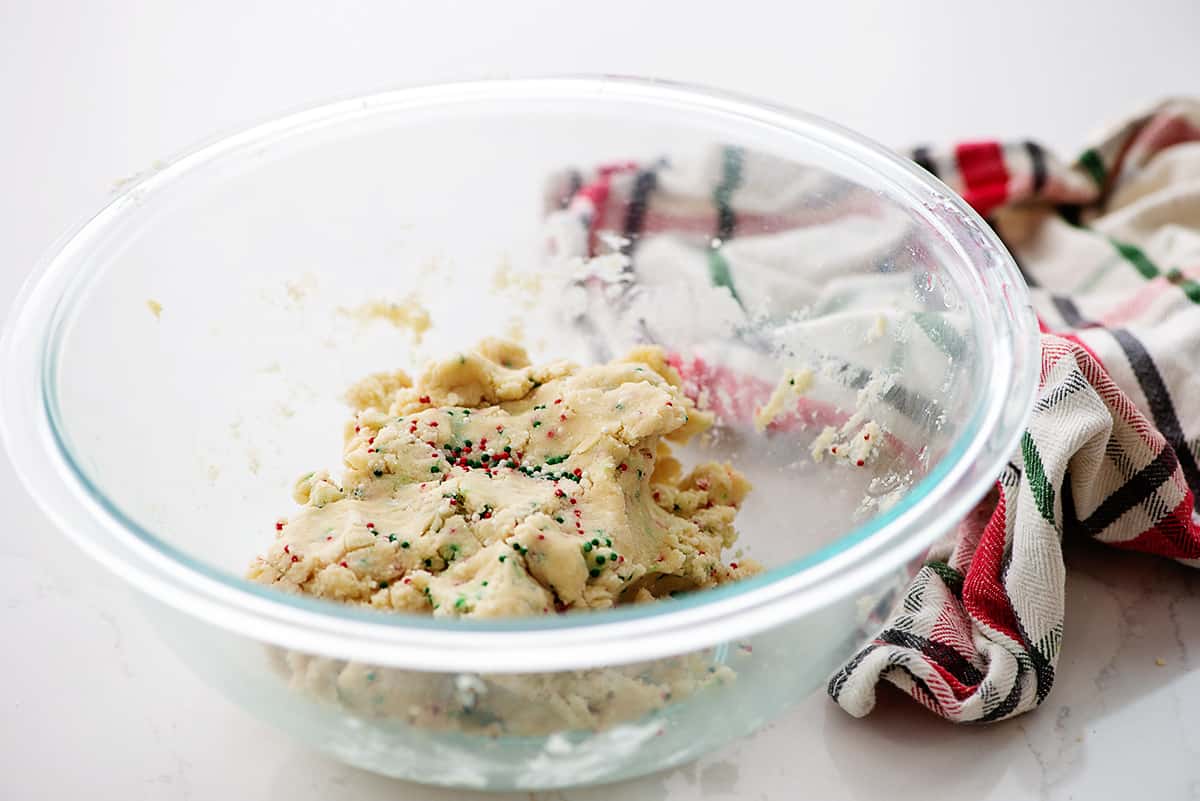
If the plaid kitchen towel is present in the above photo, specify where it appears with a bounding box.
[546,99,1200,722]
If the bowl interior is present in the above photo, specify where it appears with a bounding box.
[46,81,994,620]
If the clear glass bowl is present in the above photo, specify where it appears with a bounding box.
[0,78,1038,790]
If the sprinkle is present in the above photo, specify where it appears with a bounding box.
[480,438,488,448]
[283,545,290,553]
[589,568,601,577]
[366,522,375,528]
[499,555,507,562]
[512,542,521,551]
[401,541,410,548]
[560,414,567,421]
[554,398,562,405]
[569,498,577,505]
[538,534,545,540]
[339,561,348,568]
[424,558,433,567]
[856,459,865,467]
[555,489,565,498]
[595,555,606,565]
[290,555,299,563]
[617,463,628,472]
[864,433,871,441]
[403,578,412,584]
[573,468,582,477]
[275,521,285,531]
[430,466,441,473]
[428,422,438,428]
[368,437,375,444]
[555,517,564,523]
[533,421,542,428]
[583,542,593,552]
[496,425,504,433]
[546,430,555,438]
[464,439,473,447]
[831,446,838,454]
[591,538,600,546]
[418,395,431,403]
[730,562,739,569]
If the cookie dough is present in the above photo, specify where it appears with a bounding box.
[249,339,759,617]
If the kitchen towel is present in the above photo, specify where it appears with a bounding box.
[546,99,1200,722]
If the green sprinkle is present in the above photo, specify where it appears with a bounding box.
[589,568,601,578]
[400,540,410,548]
[387,534,396,542]
[377,583,388,589]
[463,409,470,416]
[481,580,488,587]
[366,671,376,681]
[583,542,593,552]
[430,466,441,474]
[556,516,565,523]
[464,439,473,447]
[512,542,521,551]
[455,597,466,609]
[503,446,512,453]
[533,421,542,428]
[605,538,612,546]
[591,538,600,546]
[499,555,507,563]
[545,454,568,465]
[596,555,606,565]
[424,558,432,567]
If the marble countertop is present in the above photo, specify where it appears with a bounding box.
[4,2,1199,798]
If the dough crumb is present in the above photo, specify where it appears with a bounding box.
[865,314,888,343]
[341,298,432,344]
[754,368,814,431]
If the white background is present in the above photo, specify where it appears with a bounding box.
[3,2,1200,799]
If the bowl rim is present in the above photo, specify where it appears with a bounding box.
[0,75,1040,672]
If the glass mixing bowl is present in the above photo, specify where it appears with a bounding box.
[0,78,1038,790]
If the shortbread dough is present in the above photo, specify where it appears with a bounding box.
[249,339,758,616]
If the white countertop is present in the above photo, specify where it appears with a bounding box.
[3,2,1199,798]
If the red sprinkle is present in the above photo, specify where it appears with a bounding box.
[403,578,412,585]
[573,509,582,517]
[355,426,361,432]
[665,401,673,407]
[569,498,577,505]
[496,425,504,433]
[480,438,488,448]
[831,446,838,454]
[730,562,739,569]
[559,414,567,421]
[864,433,871,441]
[291,555,299,563]
[617,463,628,472]
[283,545,290,553]
[326,535,333,541]
[554,399,562,405]
[538,534,545,540]
[653,491,661,501]
[573,468,582,477]
[547,431,556,439]
[428,422,438,428]
[339,561,348,568]
[856,459,865,467]
[418,395,431,404]
[555,489,566,497]
[368,437,375,444]
[275,521,284,531]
